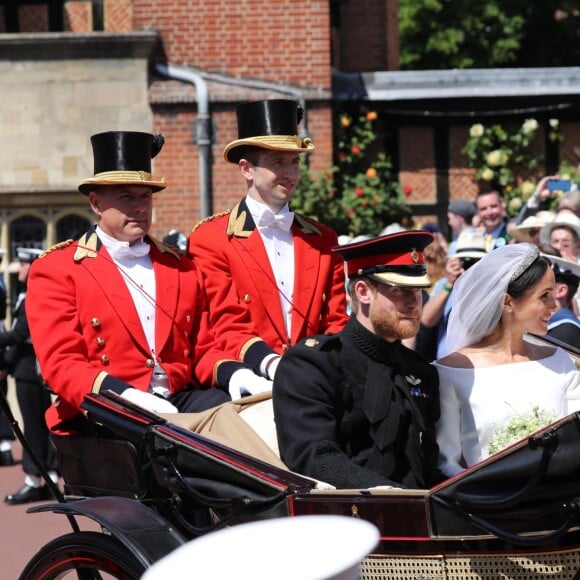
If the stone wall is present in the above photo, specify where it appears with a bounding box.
[0,32,157,201]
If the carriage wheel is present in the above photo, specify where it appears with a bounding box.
[19,531,147,580]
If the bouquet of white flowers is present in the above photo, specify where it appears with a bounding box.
[487,406,557,456]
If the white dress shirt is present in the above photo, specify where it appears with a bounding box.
[96,226,169,396]
[245,195,295,338]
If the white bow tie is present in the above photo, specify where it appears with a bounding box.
[108,240,151,260]
[257,211,294,232]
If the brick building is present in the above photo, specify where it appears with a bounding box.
[0,0,579,303]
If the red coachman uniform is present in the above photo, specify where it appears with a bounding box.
[26,229,270,433]
[188,198,349,355]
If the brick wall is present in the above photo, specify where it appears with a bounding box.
[18,4,49,32]
[398,126,436,205]
[64,1,92,31]
[133,0,332,90]
[335,0,399,71]
[449,125,479,202]
[135,0,335,236]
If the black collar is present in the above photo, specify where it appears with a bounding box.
[343,316,401,363]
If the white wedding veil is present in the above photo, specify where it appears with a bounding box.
[445,243,540,353]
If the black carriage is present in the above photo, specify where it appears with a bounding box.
[13,389,580,580]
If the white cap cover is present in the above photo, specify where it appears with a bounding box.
[142,515,379,580]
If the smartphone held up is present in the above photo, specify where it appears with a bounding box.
[547,179,572,192]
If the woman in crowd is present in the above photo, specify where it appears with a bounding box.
[434,243,580,477]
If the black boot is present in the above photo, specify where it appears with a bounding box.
[0,449,14,466]
[4,484,52,505]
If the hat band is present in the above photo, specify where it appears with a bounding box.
[224,134,315,162]
[370,270,431,288]
[346,250,424,277]
[92,170,155,181]
[365,264,427,276]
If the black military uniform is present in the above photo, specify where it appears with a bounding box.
[3,248,58,505]
[0,250,15,466]
[273,231,445,490]
[546,255,580,347]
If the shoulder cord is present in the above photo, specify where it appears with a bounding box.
[216,219,316,343]
[75,244,190,339]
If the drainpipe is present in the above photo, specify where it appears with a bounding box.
[155,63,213,218]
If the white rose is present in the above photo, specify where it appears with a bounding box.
[508,197,523,212]
[481,167,494,181]
[486,149,506,167]
[522,118,539,134]
[521,181,535,199]
[469,124,484,138]
[549,118,559,129]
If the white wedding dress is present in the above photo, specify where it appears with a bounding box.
[434,348,580,477]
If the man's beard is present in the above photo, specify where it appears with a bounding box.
[370,304,420,342]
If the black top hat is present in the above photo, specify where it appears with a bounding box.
[224,99,315,163]
[78,131,166,194]
[333,231,434,288]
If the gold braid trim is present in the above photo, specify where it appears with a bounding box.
[190,210,231,234]
[239,337,264,362]
[39,239,74,258]
[92,371,108,394]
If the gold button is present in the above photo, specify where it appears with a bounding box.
[322,293,326,301]
[100,355,109,365]
[183,349,189,357]
[185,315,191,323]
[145,359,155,368]
[91,318,101,328]
[282,344,289,352]
[96,337,105,347]
[243,294,251,303]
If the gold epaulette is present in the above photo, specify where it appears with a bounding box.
[39,239,74,258]
[190,210,231,233]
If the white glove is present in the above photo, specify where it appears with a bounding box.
[120,388,178,414]
[228,369,273,400]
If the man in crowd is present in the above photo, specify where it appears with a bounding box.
[557,189,580,218]
[26,131,275,435]
[546,255,580,345]
[273,231,445,489]
[3,248,59,504]
[541,214,580,263]
[0,248,15,467]
[188,99,348,398]
[475,190,509,251]
[446,199,476,256]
